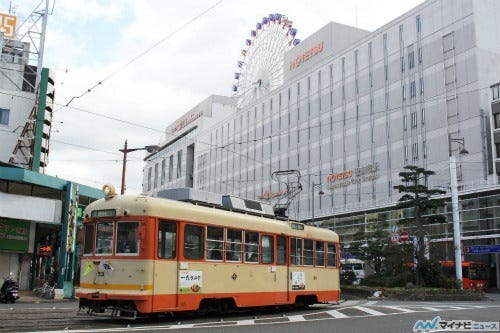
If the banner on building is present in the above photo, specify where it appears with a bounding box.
[0,219,30,251]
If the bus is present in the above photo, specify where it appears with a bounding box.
[340,258,365,284]
[76,185,340,319]
[439,260,488,291]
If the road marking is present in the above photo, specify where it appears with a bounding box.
[380,305,415,313]
[288,315,306,322]
[326,309,348,318]
[419,307,441,311]
[354,306,386,316]
[237,319,255,325]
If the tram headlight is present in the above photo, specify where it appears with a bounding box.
[102,184,117,199]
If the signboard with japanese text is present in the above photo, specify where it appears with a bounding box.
[465,245,500,254]
[0,219,30,251]
[179,270,202,293]
[291,271,306,290]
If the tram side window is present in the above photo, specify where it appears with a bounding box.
[83,224,94,255]
[184,224,204,260]
[226,229,242,262]
[327,243,337,267]
[158,221,177,259]
[245,231,259,263]
[116,221,139,254]
[96,222,113,254]
[261,235,274,264]
[206,226,224,261]
[277,236,287,265]
[291,238,303,265]
[304,239,314,266]
[316,241,325,267]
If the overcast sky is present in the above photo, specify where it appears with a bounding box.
[3,0,424,193]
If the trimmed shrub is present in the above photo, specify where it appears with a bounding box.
[360,273,385,287]
[340,270,356,285]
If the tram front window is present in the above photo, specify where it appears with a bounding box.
[96,222,113,254]
[116,221,139,254]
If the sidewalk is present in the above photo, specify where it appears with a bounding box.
[17,290,77,303]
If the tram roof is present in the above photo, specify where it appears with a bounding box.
[84,193,339,241]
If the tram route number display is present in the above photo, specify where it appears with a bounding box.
[179,270,203,293]
[291,271,306,290]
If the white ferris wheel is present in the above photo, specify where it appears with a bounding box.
[232,14,300,109]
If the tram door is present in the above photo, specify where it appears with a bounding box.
[153,221,179,310]
[275,236,289,303]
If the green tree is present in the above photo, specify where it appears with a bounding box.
[393,165,446,286]
[351,224,388,275]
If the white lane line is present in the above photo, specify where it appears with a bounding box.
[419,307,441,311]
[353,306,386,316]
[326,309,348,318]
[237,319,255,325]
[288,315,306,322]
[381,305,415,313]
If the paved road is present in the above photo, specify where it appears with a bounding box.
[1,293,499,332]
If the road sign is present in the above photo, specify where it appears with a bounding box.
[391,233,400,243]
[392,225,398,233]
[399,231,409,242]
[465,245,500,254]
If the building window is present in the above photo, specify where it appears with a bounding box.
[408,50,415,69]
[169,155,173,181]
[410,81,416,98]
[492,85,500,100]
[494,113,500,129]
[416,15,421,32]
[154,163,159,188]
[147,167,152,191]
[177,150,182,178]
[161,159,166,185]
[0,108,10,125]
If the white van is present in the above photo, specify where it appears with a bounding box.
[340,258,366,284]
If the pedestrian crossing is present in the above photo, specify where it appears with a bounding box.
[169,303,493,330]
[26,303,497,333]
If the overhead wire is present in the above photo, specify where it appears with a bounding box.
[55,0,224,112]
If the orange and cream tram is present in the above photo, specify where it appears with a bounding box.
[76,186,340,318]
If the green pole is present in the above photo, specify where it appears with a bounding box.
[31,68,49,172]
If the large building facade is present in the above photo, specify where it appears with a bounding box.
[144,0,500,288]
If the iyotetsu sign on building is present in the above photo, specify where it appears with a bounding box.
[326,163,380,190]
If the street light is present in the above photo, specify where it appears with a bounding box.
[119,139,160,194]
[311,181,324,220]
[449,137,468,289]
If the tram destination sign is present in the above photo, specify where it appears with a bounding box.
[465,245,500,254]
